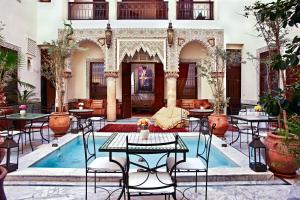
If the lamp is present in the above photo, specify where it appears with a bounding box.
[105,23,112,49]
[248,136,267,172]
[167,22,174,47]
[0,136,19,172]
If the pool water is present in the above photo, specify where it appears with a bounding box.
[31,136,238,168]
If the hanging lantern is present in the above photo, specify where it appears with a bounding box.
[105,23,112,49]
[0,136,19,172]
[248,136,267,172]
[167,22,174,47]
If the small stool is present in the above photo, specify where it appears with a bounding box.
[89,117,105,131]
[188,117,201,132]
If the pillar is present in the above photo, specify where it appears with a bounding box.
[105,71,118,121]
[108,0,117,21]
[168,0,177,21]
[165,71,179,107]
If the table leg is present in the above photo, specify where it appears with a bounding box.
[109,152,126,200]
[27,121,34,151]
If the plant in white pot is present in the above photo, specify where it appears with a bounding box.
[42,22,77,137]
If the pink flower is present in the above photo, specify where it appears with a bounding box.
[19,104,28,110]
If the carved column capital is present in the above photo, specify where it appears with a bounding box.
[165,71,179,79]
[104,71,119,78]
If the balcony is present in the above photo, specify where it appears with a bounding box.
[177,1,214,20]
[117,1,168,20]
[68,2,108,20]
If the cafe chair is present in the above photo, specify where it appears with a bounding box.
[167,123,216,200]
[125,135,180,200]
[80,119,126,200]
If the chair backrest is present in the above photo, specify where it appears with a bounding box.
[196,123,216,168]
[79,119,96,170]
[125,134,179,191]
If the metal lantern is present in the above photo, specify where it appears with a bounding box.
[105,23,112,49]
[248,136,267,172]
[167,22,174,47]
[0,137,19,172]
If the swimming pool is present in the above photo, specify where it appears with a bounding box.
[31,136,238,168]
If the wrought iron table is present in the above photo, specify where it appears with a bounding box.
[69,109,94,133]
[99,132,189,200]
[4,113,50,152]
[229,115,278,145]
[188,109,214,131]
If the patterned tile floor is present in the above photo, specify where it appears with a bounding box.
[3,118,300,200]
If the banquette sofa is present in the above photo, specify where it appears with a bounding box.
[68,99,122,118]
[176,99,213,110]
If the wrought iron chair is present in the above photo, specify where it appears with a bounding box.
[229,107,257,147]
[80,119,126,200]
[167,123,216,200]
[125,135,179,199]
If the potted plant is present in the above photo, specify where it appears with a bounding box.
[246,0,300,177]
[42,22,77,137]
[198,47,229,137]
[137,118,151,140]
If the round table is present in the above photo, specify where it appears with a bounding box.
[69,109,94,133]
[188,109,214,131]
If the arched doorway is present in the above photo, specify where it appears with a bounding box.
[121,49,164,118]
[69,40,105,100]
[178,41,208,99]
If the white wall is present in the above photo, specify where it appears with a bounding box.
[68,40,104,99]
[0,0,40,100]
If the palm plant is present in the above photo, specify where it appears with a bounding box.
[0,22,20,106]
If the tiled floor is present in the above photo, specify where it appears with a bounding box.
[3,118,300,200]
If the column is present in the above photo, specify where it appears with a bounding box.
[105,71,118,121]
[63,68,72,110]
[165,71,179,107]
[108,0,117,21]
[168,0,177,21]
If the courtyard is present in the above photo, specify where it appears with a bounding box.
[0,0,300,199]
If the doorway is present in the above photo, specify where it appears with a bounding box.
[122,62,164,118]
[89,62,106,99]
[226,49,241,115]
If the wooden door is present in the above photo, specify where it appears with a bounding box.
[226,49,241,114]
[153,63,165,112]
[177,63,197,99]
[286,64,300,99]
[259,51,279,96]
[122,62,132,118]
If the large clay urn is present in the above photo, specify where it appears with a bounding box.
[265,132,299,177]
[208,114,229,137]
[49,112,70,137]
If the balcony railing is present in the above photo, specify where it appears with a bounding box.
[117,1,168,20]
[68,2,108,20]
[177,1,214,20]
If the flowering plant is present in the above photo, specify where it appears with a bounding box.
[254,105,263,112]
[137,118,151,130]
[78,102,84,107]
[19,104,28,110]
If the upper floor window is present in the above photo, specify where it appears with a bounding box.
[117,0,168,20]
[177,0,214,20]
[68,0,108,20]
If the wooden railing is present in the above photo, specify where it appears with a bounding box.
[68,2,108,20]
[177,1,214,20]
[117,1,168,20]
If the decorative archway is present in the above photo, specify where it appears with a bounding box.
[117,38,166,71]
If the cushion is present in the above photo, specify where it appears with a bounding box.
[181,99,195,109]
[152,107,189,130]
[195,99,212,109]
[91,100,104,109]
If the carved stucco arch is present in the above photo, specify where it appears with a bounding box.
[116,38,167,71]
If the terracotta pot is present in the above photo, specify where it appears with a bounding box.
[265,132,299,177]
[49,112,70,137]
[208,114,229,137]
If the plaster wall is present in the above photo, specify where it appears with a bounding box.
[0,0,40,100]
[68,41,104,99]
